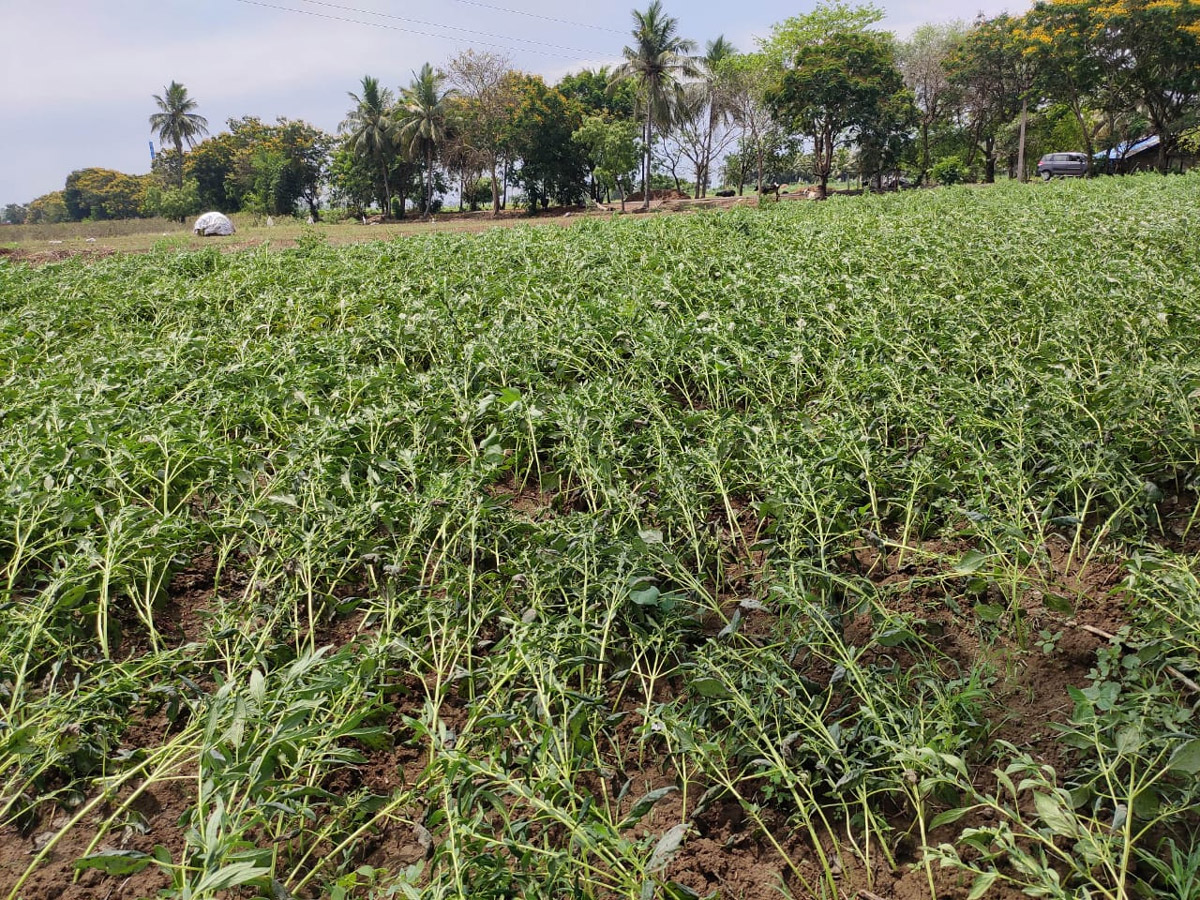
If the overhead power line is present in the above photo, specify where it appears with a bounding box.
[294,0,612,54]
[445,0,626,35]
[232,0,613,61]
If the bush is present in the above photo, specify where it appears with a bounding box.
[932,156,967,186]
[143,180,202,223]
[464,178,495,209]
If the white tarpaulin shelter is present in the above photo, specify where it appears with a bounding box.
[193,212,235,236]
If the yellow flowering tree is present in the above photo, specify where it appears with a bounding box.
[1088,0,1199,171]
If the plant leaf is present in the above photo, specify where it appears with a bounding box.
[1033,791,1077,838]
[647,823,690,873]
[929,806,971,830]
[690,678,732,699]
[192,862,271,893]
[954,550,990,575]
[967,870,999,900]
[618,786,678,830]
[1169,739,1200,775]
[75,849,153,876]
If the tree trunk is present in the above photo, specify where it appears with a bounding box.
[381,157,392,218]
[174,136,184,187]
[425,144,434,216]
[984,137,996,184]
[919,120,930,186]
[755,135,765,202]
[1068,98,1095,176]
[643,90,654,211]
[396,162,407,219]
[1017,98,1028,183]
[965,120,982,169]
[814,130,831,200]
[491,161,501,219]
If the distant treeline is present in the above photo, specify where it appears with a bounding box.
[4,0,1198,225]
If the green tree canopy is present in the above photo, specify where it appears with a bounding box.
[2,203,28,225]
[63,168,151,221]
[610,1,699,209]
[898,21,966,182]
[149,81,209,186]
[394,64,457,215]
[143,179,201,222]
[766,27,914,197]
[1089,0,1200,171]
[573,116,641,209]
[558,68,638,121]
[505,76,589,210]
[446,50,521,216]
[26,191,70,224]
[340,75,398,214]
[945,14,1028,182]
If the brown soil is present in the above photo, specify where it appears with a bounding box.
[844,533,1128,763]
[626,189,691,201]
[1,517,1154,900]
[0,728,193,900]
[486,472,587,519]
[0,246,116,265]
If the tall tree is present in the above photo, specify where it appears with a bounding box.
[340,76,397,214]
[504,76,589,210]
[673,36,738,197]
[1092,0,1200,172]
[722,52,776,195]
[26,191,70,224]
[2,203,28,225]
[573,116,641,210]
[395,64,457,216]
[610,1,699,210]
[148,82,209,186]
[898,22,966,184]
[447,50,520,217]
[766,27,914,198]
[276,119,335,220]
[1015,4,1104,175]
[63,168,151,221]
[946,15,1026,183]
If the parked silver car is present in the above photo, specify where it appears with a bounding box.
[1037,152,1088,180]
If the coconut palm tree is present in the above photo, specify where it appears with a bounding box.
[394,64,457,217]
[149,81,209,186]
[340,76,397,215]
[699,36,737,196]
[610,2,698,209]
[679,35,737,197]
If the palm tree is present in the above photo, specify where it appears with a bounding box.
[684,35,737,197]
[149,81,209,186]
[610,2,698,209]
[702,37,737,196]
[340,76,397,215]
[394,64,457,217]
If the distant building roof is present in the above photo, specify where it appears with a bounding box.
[1094,135,1161,160]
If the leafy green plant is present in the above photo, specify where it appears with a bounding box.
[931,155,966,185]
[2,174,1199,898]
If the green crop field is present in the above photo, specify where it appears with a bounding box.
[2,175,1200,900]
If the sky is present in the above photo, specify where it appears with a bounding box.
[0,0,1013,206]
